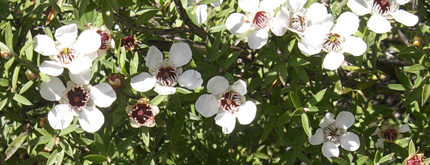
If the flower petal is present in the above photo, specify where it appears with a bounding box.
[73,30,102,54]
[261,0,286,11]
[237,101,257,125]
[309,128,324,145]
[399,124,412,133]
[375,138,384,148]
[347,0,371,16]
[195,5,208,24]
[169,42,192,67]
[306,3,330,24]
[33,35,59,56]
[238,0,259,12]
[130,72,156,92]
[39,61,64,76]
[40,76,66,101]
[90,83,117,108]
[392,10,419,27]
[248,29,269,50]
[226,13,251,35]
[195,94,219,117]
[368,15,392,34]
[178,69,203,90]
[78,106,105,133]
[232,79,247,95]
[154,84,177,95]
[69,67,92,86]
[286,0,306,13]
[336,111,355,130]
[211,0,223,7]
[332,12,359,36]
[270,9,288,36]
[66,56,93,74]
[340,132,360,151]
[48,104,74,130]
[396,0,410,5]
[55,24,78,47]
[207,76,229,95]
[322,142,340,158]
[145,46,164,69]
[343,36,367,56]
[319,112,335,128]
[215,112,236,134]
[323,52,344,70]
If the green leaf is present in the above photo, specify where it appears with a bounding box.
[170,112,185,148]
[19,81,33,95]
[289,92,301,108]
[84,154,108,162]
[5,22,13,49]
[331,157,349,165]
[13,93,32,105]
[46,149,58,165]
[150,95,167,105]
[102,1,114,29]
[409,140,416,156]
[422,84,430,106]
[357,155,372,165]
[35,128,52,137]
[387,84,406,91]
[130,52,138,75]
[260,115,276,143]
[59,124,80,136]
[404,64,425,73]
[378,153,394,164]
[140,127,150,147]
[0,78,9,87]
[11,65,21,92]
[198,0,220,5]
[308,89,327,106]
[5,57,15,71]
[94,133,107,156]
[55,150,65,165]
[20,32,33,60]
[5,132,28,161]
[0,98,8,110]
[301,113,311,138]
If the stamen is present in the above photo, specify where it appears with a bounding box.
[323,123,341,142]
[252,11,270,30]
[372,0,396,15]
[156,67,178,86]
[219,91,242,113]
[55,48,77,64]
[382,128,398,142]
[289,13,307,32]
[323,33,342,52]
[129,99,156,127]
[97,30,112,50]
[66,86,90,110]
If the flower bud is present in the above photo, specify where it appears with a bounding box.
[107,73,125,89]
[25,69,38,81]
[406,153,425,165]
[1,50,11,59]
[413,36,423,49]
[121,35,137,51]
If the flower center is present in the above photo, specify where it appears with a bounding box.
[406,154,425,165]
[381,128,398,142]
[55,48,77,64]
[97,30,112,50]
[156,67,178,86]
[121,35,137,51]
[323,123,341,142]
[289,12,307,32]
[129,101,155,127]
[219,91,242,113]
[372,0,395,15]
[323,33,343,52]
[66,86,90,110]
[252,11,270,30]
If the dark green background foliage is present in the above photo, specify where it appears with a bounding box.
[0,0,430,164]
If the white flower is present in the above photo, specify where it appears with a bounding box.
[130,43,203,95]
[347,0,419,34]
[225,0,286,49]
[33,24,101,76]
[195,76,257,134]
[373,122,411,148]
[93,25,115,58]
[189,0,223,24]
[126,98,159,128]
[298,12,367,70]
[308,111,360,159]
[39,68,117,133]
[273,0,334,36]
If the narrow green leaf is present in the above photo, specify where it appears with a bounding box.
[301,113,311,138]
[94,133,107,156]
[378,153,394,164]
[130,52,138,75]
[19,81,33,94]
[20,33,34,59]
[102,1,114,29]
[35,128,52,137]
[409,140,416,156]
[46,149,58,165]
[5,22,13,49]
[198,0,220,5]
[59,124,80,136]
[0,98,8,110]
[5,132,28,161]
[140,127,150,147]
[0,41,9,50]
[150,95,167,106]
[356,156,372,165]
[331,157,349,165]
[422,84,430,106]
[13,93,32,105]
[55,150,65,165]
[290,92,301,108]
[387,84,406,91]
[308,89,327,106]
[11,65,21,92]
[5,56,15,71]
[404,64,425,73]
[170,112,185,147]
[0,78,9,87]
[260,116,276,143]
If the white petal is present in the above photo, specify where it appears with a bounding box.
[368,15,392,34]
[319,112,335,128]
[87,51,99,61]
[335,111,355,129]
[33,35,59,56]
[340,132,360,151]
[154,84,177,95]
[343,36,367,56]
[40,76,66,101]
[237,101,257,125]
[195,5,208,24]
[396,0,410,5]
[169,42,192,67]
[232,79,247,95]
[145,46,164,69]
[372,127,381,135]
[238,0,259,12]
[323,52,344,70]
[90,83,117,108]
[399,124,412,133]
[298,39,323,55]
[286,0,306,13]
[332,12,359,36]
[215,112,237,134]
[297,26,326,55]
[39,61,64,76]
[195,94,219,117]
[73,30,102,55]
[207,76,229,95]
[261,0,286,11]
[210,0,223,7]
[248,29,269,50]
[322,142,340,158]
[392,10,419,27]
[270,9,288,36]
[66,56,93,74]
[55,24,78,47]
[178,69,203,90]
[226,13,251,35]
[306,3,330,24]
[48,104,74,130]
[309,128,324,145]
[375,138,384,148]
[152,105,160,115]
[130,72,156,92]
[69,67,92,85]
[347,0,371,16]
[78,106,105,133]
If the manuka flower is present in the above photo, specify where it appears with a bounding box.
[126,98,159,128]
[195,76,257,134]
[225,0,286,49]
[373,122,411,148]
[33,24,101,76]
[298,12,367,70]
[130,43,203,95]
[39,68,117,132]
[347,0,419,33]
[308,111,360,159]
[189,0,223,24]
[93,25,115,58]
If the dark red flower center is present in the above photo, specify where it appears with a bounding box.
[406,154,425,165]
[253,11,269,29]
[373,0,392,15]
[382,128,398,142]
[121,35,137,51]
[219,91,242,113]
[156,67,178,86]
[56,48,77,64]
[324,123,341,142]
[67,86,90,109]
[97,30,111,50]
[130,102,155,126]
